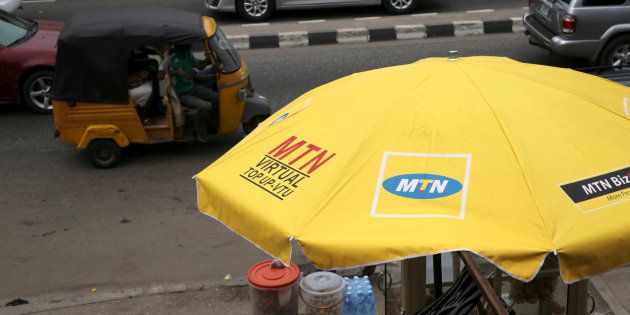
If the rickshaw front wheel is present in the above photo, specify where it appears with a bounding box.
[243,115,266,135]
[87,139,122,169]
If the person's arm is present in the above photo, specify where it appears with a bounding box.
[194,51,213,70]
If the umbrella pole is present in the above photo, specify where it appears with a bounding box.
[402,257,426,314]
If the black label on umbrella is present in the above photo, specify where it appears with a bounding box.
[560,166,630,203]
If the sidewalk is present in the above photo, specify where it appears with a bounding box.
[219,7,529,49]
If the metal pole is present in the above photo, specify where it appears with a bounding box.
[493,267,503,295]
[433,254,443,298]
[402,257,426,314]
[452,252,461,279]
[566,280,588,315]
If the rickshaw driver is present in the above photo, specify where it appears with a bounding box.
[171,44,219,143]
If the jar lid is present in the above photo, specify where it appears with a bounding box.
[300,271,344,294]
[247,259,300,289]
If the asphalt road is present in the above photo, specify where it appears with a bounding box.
[18,0,525,24]
[0,33,588,301]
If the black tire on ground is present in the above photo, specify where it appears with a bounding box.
[235,0,275,21]
[87,139,122,169]
[21,70,55,114]
[382,0,418,14]
[599,34,630,68]
[243,115,266,135]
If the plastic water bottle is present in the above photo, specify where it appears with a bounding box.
[366,288,377,315]
[343,287,355,315]
[353,288,364,314]
[343,275,377,315]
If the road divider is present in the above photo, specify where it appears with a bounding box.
[226,17,524,49]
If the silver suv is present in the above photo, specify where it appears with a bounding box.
[524,0,630,67]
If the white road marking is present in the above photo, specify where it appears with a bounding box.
[241,23,269,27]
[355,16,381,21]
[466,9,494,13]
[412,12,438,17]
[298,19,325,24]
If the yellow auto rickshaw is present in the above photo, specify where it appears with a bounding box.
[51,6,271,168]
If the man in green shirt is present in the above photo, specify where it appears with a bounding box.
[171,44,218,143]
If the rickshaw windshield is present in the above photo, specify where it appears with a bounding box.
[209,28,240,73]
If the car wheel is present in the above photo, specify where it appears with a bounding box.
[21,70,54,114]
[599,34,630,68]
[236,0,274,21]
[87,139,122,169]
[382,0,418,14]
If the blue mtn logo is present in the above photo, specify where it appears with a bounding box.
[383,174,462,199]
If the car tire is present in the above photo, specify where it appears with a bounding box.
[87,139,122,169]
[21,70,55,114]
[599,34,630,68]
[382,0,418,14]
[236,0,274,21]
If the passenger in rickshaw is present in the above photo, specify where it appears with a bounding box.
[170,44,218,143]
[127,49,166,121]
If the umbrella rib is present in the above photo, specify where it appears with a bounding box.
[455,62,555,248]
[464,62,629,121]
[296,63,451,230]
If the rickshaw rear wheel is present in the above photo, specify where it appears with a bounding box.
[87,139,122,169]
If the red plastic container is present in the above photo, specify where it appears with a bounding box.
[247,259,300,315]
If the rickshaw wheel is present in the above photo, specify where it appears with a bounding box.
[87,139,122,169]
[243,115,266,135]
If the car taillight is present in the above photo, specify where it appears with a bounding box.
[562,14,576,34]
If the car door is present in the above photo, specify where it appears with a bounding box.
[279,0,337,9]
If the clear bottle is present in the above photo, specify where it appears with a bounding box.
[366,288,377,315]
[343,288,355,315]
[356,289,368,315]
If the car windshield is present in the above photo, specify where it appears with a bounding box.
[209,27,240,73]
[0,11,35,47]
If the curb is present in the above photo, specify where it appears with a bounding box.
[227,17,525,49]
[0,278,248,315]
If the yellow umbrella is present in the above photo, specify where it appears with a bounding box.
[196,56,630,283]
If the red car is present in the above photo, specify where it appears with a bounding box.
[0,10,61,113]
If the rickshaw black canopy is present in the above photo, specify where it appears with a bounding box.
[51,6,208,104]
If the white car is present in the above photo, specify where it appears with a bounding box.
[205,0,419,21]
[0,0,22,13]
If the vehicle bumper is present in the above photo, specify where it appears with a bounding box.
[204,0,235,12]
[523,12,599,60]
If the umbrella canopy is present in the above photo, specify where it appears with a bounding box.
[195,56,630,283]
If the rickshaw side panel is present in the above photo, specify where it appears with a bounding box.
[53,100,149,148]
[217,61,248,135]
